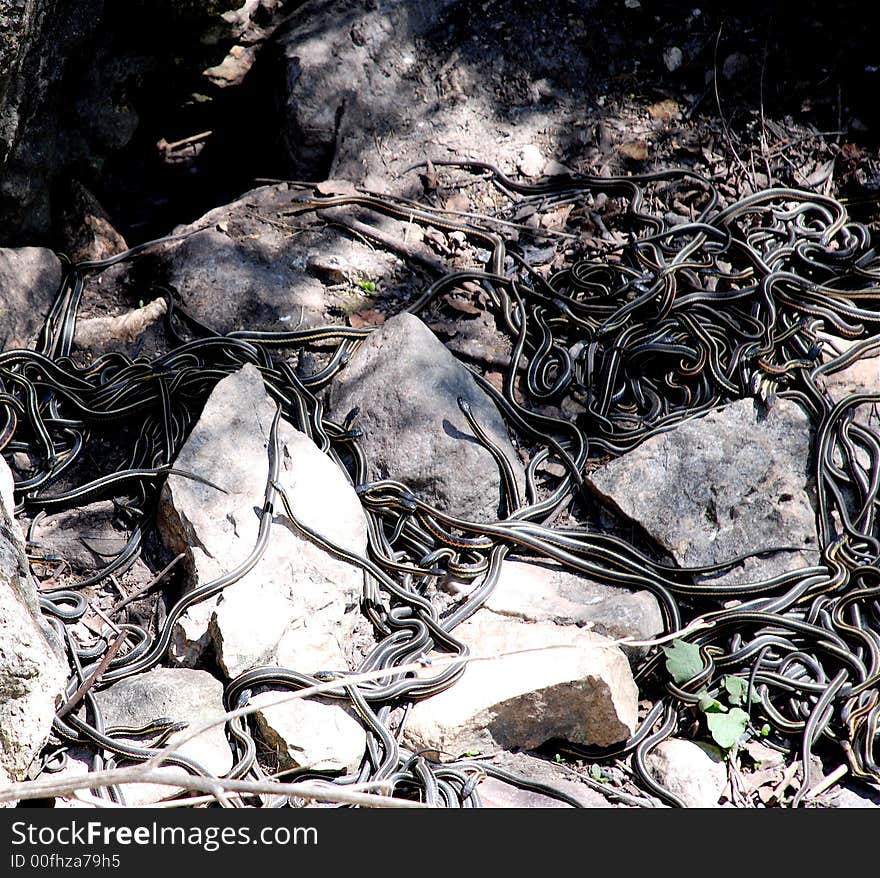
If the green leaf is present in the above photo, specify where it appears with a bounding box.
[723,675,747,705]
[706,707,749,749]
[723,675,759,706]
[698,690,726,713]
[760,724,771,737]
[662,639,704,684]
[358,280,376,293]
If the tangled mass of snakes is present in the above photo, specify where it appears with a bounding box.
[4,160,880,808]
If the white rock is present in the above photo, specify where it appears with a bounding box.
[447,558,663,658]
[250,691,366,772]
[517,144,546,178]
[663,46,683,72]
[158,364,368,678]
[646,738,727,807]
[403,610,638,757]
[0,460,67,783]
[93,668,233,806]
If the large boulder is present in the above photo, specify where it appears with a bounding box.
[328,311,525,522]
[0,458,67,783]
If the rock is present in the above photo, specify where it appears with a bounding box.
[93,668,232,806]
[817,341,880,420]
[0,247,62,350]
[26,501,129,572]
[260,0,460,183]
[0,459,67,782]
[645,738,727,808]
[446,558,664,660]
[249,691,366,773]
[0,763,16,807]
[203,44,259,88]
[826,783,880,808]
[160,225,326,336]
[96,183,402,337]
[587,398,819,584]
[476,752,613,808]
[157,363,368,678]
[517,144,546,178]
[257,0,578,194]
[0,0,104,242]
[328,312,525,522]
[663,46,683,72]
[722,52,750,81]
[53,179,128,263]
[403,610,638,757]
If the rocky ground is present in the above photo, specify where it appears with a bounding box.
[3,0,880,809]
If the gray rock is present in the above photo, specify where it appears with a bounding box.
[249,691,367,773]
[262,0,573,194]
[446,558,664,661]
[817,341,880,423]
[0,1,104,242]
[0,460,67,782]
[517,144,546,178]
[475,751,613,808]
[157,363,368,678]
[0,763,15,807]
[826,783,880,808]
[93,667,232,806]
[403,610,638,757]
[266,0,462,183]
[96,184,402,337]
[587,398,819,584]
[328,311,525,522]
[645,738,727,808]
[0,247,62,350]
[26,501,129,572]
[161,225,327,336]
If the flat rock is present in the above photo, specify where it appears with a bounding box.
[328,311,525,522]
[0,247,62,350]
[26,501,130,572]
[587,398,819,584]
[249,690,366,773]
[826,783,880,808]
[93,667,232,806]
[93,184,403,339]
[0,460,67,782]
[157,363,368,678]
[160,224,327,336]
[446,558,664,660]
[645,738,727,808]
[403,610,638,758]
[476,752,612,808]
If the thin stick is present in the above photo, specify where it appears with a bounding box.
[56,633,129,718]
[803,763,848,801]
[109,552,186,616]
[0,766,424,808]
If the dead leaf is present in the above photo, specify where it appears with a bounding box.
[317,179,358,195]
[444,192,470,213]
[348,309,386,328]
[802,158,836,189]
[443,294,481,316]
[647,99,681,121]
[419,158,439,191]
[619,140,649,161]
[540,203,573,230]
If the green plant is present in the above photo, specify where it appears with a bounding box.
[662,639,759,750]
